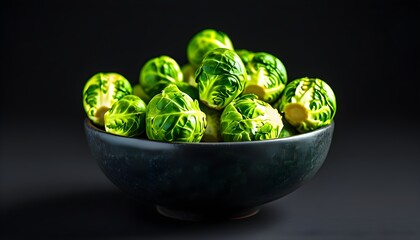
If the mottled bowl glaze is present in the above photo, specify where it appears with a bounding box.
[84,118,334,221]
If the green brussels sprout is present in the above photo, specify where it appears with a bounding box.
[242,52,288,104]
[181,63,198,88]
[82,72,132,126]
[139,55,183,100]
[104,95,147,137]
[146,84,207,142]
[187,28,234,68]
[278,77,336,133]
[195,48,247,110]
[220,94,284,141]
[200,103,222,142]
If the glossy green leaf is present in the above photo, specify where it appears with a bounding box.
[139,55,183,99]
[146,84,207,142]
[278,77,336,133]
[82,72,132,126]
[187,28,234,68]
[196,48,247,110]
[220,94,283,141]
[242,52,288,104]
[104,95,147,137]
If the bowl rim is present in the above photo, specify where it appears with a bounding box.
[84,118,334,146]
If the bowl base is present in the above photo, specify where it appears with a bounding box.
[156,205,260,221]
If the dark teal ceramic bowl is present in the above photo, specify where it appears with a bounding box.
[84,118,334,221]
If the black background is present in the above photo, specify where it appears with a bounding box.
[1,0,419,239]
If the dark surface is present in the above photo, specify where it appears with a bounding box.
[1,0,419,239]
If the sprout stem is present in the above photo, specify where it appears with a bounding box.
[284,103,308,126]
[95,106,110,126]
[243,85,265,100]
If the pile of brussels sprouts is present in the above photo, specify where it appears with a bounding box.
[82,29,337,143]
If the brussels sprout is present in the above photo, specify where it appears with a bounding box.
[187,28,234,68]
[82,72,132,126]
[220,94,283,141]
[104,95,147,137]
[146,84,207,142]
[195,48,247,110]
[139,55,183,100]
[200,103,222,142]
[242,52,287,104]
[278,77,336,133]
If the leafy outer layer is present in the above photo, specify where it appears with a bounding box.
[82,72,132,126]
[278,77,336,133]
[104,95,147,137]
[220,94,284,141]
[139,55,183,99]
[146,84,207,142]
[243,52,288,104]
[196,48,247,111]
[187,28,234,68]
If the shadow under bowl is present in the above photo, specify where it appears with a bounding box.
[84,118,334,221]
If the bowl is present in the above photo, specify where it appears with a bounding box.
[84,118,334,221]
